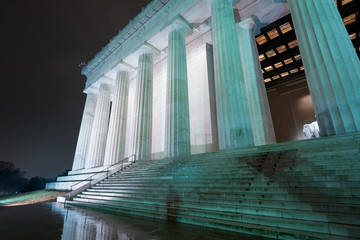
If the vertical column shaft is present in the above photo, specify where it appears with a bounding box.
[211,0,254,149]
[103,71,130,166]
[133,53,154,160]
[85,83,111,168]
[237,18,276,146]
[288,0,360,135]
[71,93,97,170]
[165,28,191,157]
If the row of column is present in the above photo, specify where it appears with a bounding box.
[71,0,277,170]
[72,0,359,171]
[71,26,193,170]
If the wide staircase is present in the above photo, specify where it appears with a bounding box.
[65,132,360,239]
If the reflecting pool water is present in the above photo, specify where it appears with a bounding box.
[0,203,267,240]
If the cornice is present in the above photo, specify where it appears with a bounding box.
[81,0,170,77]
[81,0,242,88]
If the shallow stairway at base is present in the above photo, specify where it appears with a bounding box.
[65,132,360,240]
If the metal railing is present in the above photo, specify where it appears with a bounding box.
[66,154,136,200]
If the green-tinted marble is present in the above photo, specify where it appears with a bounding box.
[72,93,97,170]
[237,18,276,146]
[211,0,254,149]
[103,71,130,166]
[288,0,360,136]
[165,28,191,157]
[85,83,111,168]
[133,53,154,160]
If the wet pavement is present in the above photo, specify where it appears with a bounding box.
[0,202,268,240]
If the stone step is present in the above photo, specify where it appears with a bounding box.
[79,191,360,214]
[111,165,360,180]
[86,188,360,205]
[111,170,360,183]
[75,194,360,225]
[97,179,360,189]
[88,187,360,204]
[89,184,360,197]
[69,198,360,239]
[105,174,360,183]
[68,199,359,240]
[67,132,360,240]
[297,148,359,158]
[112,156,360,175]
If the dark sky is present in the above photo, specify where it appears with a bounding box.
[1,0,152,179]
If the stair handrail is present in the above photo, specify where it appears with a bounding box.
[66,154,136,200]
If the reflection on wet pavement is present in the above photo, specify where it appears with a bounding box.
[0,203,267,240]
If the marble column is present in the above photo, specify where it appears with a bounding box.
[165,24,191,158]
[288,0,360,135]
[85,83,112,168]
[133,52,154,160]
[211,0,254,150]
[237,17,276,146]
[103,71,130,166]
[71,93,97,170]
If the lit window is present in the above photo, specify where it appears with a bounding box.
[334,0,337,6]
[267,29,280,40]
[300,66,305,71]
[280,22,293,34]
[284,58,294,65]
[294,54,302,61]
[343,13,356,26]
[349,33,356,40]
[290,68,299,74]
[288,40,298,49]
[262,69,265,74]
[276,45,287,54]
[274,62,284,68]
[266,49,277,58]
[264,66,274,72]
[256,35,267,45]
[272,75,280,80]
[259,54,266,61]
[342,0,353,6]
[264,78,271,83]
[281,72,289,77]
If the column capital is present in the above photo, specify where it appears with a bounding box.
[137,42,160,56]
[237,16,262,35]
[238,16,255,30]
[167,16,192,34]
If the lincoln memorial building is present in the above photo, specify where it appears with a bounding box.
[48,0,360,239]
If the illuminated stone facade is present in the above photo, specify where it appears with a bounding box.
[47,0,359,189]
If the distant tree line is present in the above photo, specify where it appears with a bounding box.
[0,161,67,196]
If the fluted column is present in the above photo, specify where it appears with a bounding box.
[211,0,254,150]
[133,52,154,160]
[85,83,112,168]
[288,0,360,135]
[103,71,130,166]
[237,17,276,146]
[71,93,97,170]
[165,25,191,158]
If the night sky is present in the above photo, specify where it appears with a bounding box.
[1,0,152,179]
